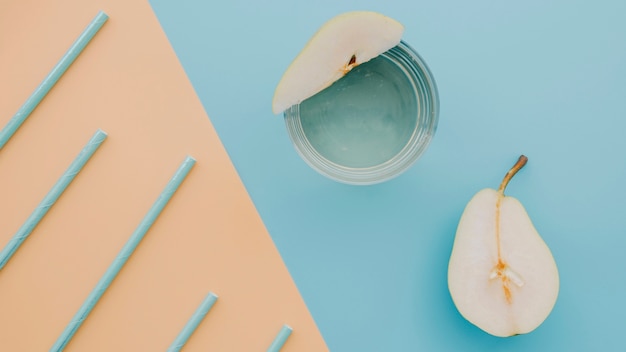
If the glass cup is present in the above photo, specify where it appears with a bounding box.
[284,41,439,185]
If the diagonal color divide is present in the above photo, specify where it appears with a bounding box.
[0,11,108,150]
[0,129,107,270]
[50,156,196,352]
[1,0,328,350]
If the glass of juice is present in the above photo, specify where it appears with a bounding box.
[283,41,439,185]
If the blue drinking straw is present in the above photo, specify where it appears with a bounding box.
[0,11,108,150]
[50,156,196,352]
[267,325,293,352]
[167,292,218,352]
[0,129,107,270]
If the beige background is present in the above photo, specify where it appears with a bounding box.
[0,0,327,350]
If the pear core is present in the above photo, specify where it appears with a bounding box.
[272,11,404,114]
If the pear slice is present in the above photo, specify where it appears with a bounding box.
[272,11,404,114]
[448,155,559,337]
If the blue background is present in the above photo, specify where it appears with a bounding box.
[148,1,625,350]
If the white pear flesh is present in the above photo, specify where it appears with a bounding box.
[448,188,559,337]
[272,11,404,114]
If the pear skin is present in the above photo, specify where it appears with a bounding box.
[448,155,559,337]
[272,11,403,114]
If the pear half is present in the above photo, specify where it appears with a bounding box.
[272,11,404,114]
[448,155,559,337]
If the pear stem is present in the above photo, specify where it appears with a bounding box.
[497,155,528,194]
[494,155,528,304]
